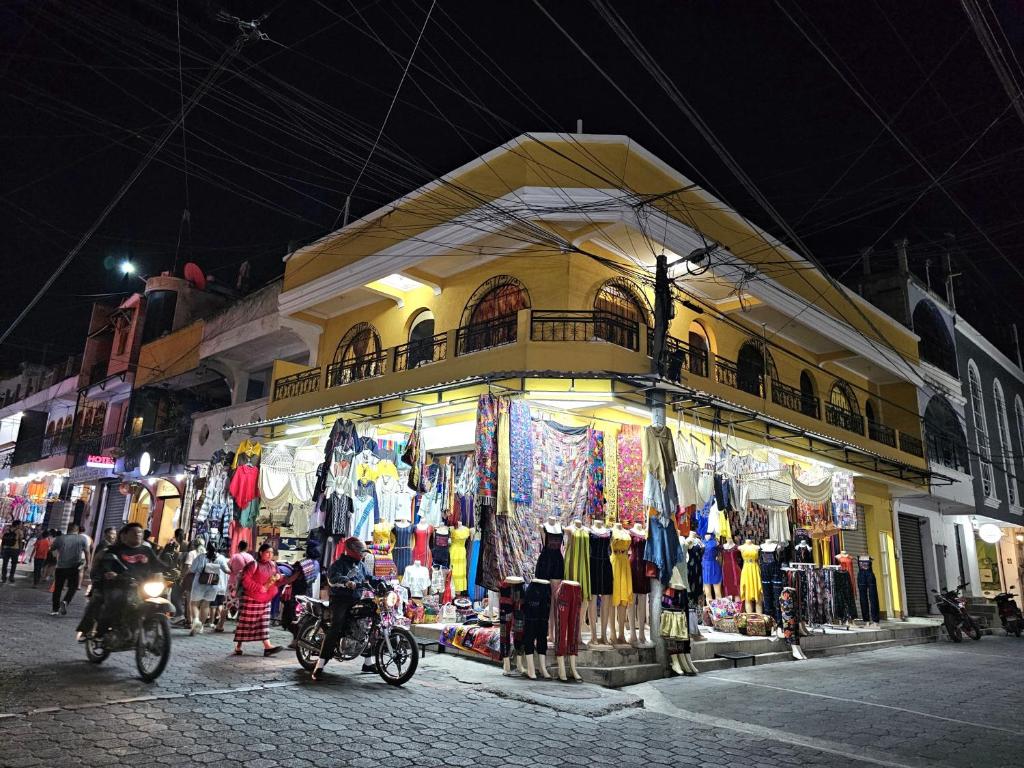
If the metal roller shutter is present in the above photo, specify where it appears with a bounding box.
[898,513,930,616]
[101,486,128,533]
[842,504,869,558]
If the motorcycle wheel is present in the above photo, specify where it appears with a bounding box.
[295,621,323,672]
[84,637,109,664]
[1014,623,1022,638]
[949,622,963,643]
[967,621,983,641]
[375,627,419,687]
[136,615,171,682]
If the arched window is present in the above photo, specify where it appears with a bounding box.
[688,321,710,376]
[1016,396,1024,483]
[405,310,437,370]
[594,279,649,349]
[826,380,863,433]
[330,322,383,386]
[968,361,995,497]
[912,300,957,376]
[924,395,969,472]
[799,371,819,417]
[735,340,776,397]
[993,380,1018,506]
[459,276,530,354]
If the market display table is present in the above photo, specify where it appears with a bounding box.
[714,651,757,668]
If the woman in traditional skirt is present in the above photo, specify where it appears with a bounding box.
[233,544,284,656]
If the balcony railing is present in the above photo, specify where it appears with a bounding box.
[926,432,968,473]
[716,358,764,397]
[867,418,896,448]
[326,353,385,389]
[40,428,73,459]
[900,432,924,457]
[100,431,122,452]
[825,403,865,434]
[531,310,639,351]
[661,335,708,382]
[273,367,321,401]
[771,379,820,419]
[456,316,518,356]
[393,333,448,371]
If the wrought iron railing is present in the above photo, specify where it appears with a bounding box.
[40,429,73,458]
[393,332,448,371]
[327,353,386,389]
[660,335,708,382]
[273,367,321,401]
[100,431,122,452]
[456,316,518,356]
[926,432,968,472]
[716,358,764,397]
[900,432,924,457]
[531,310,639,351]
[825,403,865,434]
[867,418,896,448]
[771,379,820,419]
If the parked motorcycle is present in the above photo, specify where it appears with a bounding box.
[932,582,982,643]
[294,579,419,686]
[993,589,1023,637]
[84,575,175,682]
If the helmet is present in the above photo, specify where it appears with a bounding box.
[343,536,367,560]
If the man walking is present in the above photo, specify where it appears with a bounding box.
[31,530,52,587]
[1,521,25,582]
[50,524,89,616]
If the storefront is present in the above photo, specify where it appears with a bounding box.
[974,518,1024,599]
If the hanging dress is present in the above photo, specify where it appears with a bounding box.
[627,530,651,595]
[564,526,591,603]
[449,525,471,593]
[412,524,433,568]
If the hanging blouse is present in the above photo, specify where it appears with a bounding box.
[259,444,295,512]
[289,445,321,503]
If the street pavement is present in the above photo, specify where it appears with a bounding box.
[0,575,1020,768]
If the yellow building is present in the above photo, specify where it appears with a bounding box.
[254,133,931,619]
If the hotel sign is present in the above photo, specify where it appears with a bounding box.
[86,455,116,469]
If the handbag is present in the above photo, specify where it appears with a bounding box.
[736,612,775,637]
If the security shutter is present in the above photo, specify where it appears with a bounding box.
[101,486,128,533]
[898,513,930,616]
[843,504,869,558]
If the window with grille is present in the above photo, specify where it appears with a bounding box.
[968,362,995,497]
[994,380,1018,506]
[829,380,859,414]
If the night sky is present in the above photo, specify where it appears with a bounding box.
[3,0,1024,372]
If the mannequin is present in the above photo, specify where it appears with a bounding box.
[721,538,741,601]
[404,560,430,599]
[523,578,552,679]
[393,510,413,578]
[610,522,632,645]
[554,579,583,682]
[535,516,565,644]
[739,539,763,613]
[701,533,722,603]
[663,559,699,676]
[499,576,526,675]
[412,521,433,568]
[588,519,613,645]
[449,519,471,595]
[565,519,591,645]
[431,523,451,570]
[628,521,650,645]
[858,556,881,628]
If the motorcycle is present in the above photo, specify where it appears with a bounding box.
[84,574,176,682]
[993,589,1023,637]
[932,582,982,643]
[293,579,419,686]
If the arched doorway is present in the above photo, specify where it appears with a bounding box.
[735,340,775,397]
[799,370,819,417]
[827,380,863,433]
[594,279,650,349]
[924,395,968,472]
[330,322,383,386]
[913,299,957,376]
[687,321,711,376]
[405,310,437,369]
[459,276,530,354]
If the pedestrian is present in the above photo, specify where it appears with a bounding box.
[188,542,229,635]
[233,544,283,656]
[42,529,59,584]
[161,528,185,563]
[217,540,254,632]
[30,529,52,587]
[1,520,25,582]
[50,523,90,616]
[172,539,202,627]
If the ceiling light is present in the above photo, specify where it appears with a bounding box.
[376,273,427,293]
[979,523,1003,544]
[286,424,322,435]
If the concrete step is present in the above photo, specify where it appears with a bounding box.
[576,662,664,688]
[803,634,936,659]
[692,650,794,672]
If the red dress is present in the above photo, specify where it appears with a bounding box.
[721,545,742,598]
[412,525,433,568]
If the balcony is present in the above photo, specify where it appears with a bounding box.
[900,432,924,458]
[716,358,764,397]
[40,428,73,459]
[456,316,518,356]
[531,310,639,351]
[273,367,321,401]
[100,431,122,452]
[867,418,896,448]
[926,432,968,473]
[326,352,385,389]
[393,332,448,371]
[770,379,820,419]
[825,403,865,435]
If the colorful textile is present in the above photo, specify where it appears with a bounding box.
[587,428,606,522]
[508,400,533,505]
[234,598,271,643]
[616,425,644,524]
[832,472,857,530]
[496,408,513,515]
[474,395,499,506]
[530,421,590,524]
[604,426,619,517]
[494,505,538,583]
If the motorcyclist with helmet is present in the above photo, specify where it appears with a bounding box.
[93,523,167,636]
[311,536,371,681]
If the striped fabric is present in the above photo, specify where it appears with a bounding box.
[233,597,270,643]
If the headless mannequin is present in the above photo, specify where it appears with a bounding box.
[569,519,592,646]
[501,576,527,676]
[629,521,649,646]
[589,518,611,646]
[702,533,721,603]
[526,578,551,680]
[541,516,563,644]
[556,579,583,682]
[721,539,738,601]
[611,522,629,645]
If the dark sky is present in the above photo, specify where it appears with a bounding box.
[3,0,1024,373]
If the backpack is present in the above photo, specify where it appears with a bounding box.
[1,530,16,548]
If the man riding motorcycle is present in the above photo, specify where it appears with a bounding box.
[89,523,167,637]
[311,536,371,681]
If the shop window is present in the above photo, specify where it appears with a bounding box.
[459,276,530,353]
[994,379,1018,506]
[968,362,995,497]
[799,370,817,417]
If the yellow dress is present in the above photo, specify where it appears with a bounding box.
[610,528,633,607]
[449,525,471,592]
[739,544,762,601]
[372,522,395,551]
[718,508,732,541]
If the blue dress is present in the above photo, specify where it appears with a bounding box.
[702,537,722,585]
[644,516,683,586]
[393,523,413,577]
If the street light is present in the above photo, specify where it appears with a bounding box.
[121,260,136,275]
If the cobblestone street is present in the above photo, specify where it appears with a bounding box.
[0,578,1020,768]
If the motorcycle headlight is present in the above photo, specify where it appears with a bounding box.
[142,580,165,598]
[385,591,399,609]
